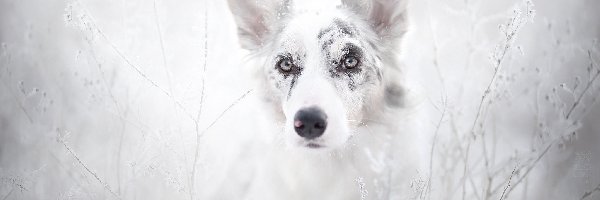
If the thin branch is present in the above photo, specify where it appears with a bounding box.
[153,0,173,94]
[58,133,121,199]
[423,4,449,198]
[0,54,33,124]
[461,142,472,200]
[580,182,600,200]
[499,165,517,200]
[74,0,194,121]
[566,50,600,119]
[115,106,129,194]
[51,145,95,199]
[190,2,209,199]
[482,128,492,199]
[1,188,14,200]
[0,78,33,124]
[203,90,253,134]
[503,141,552,197]
[426,96,447,200]
[81,30,130,195]
[190,89,252,199]
[498,51,598,196]
[470,3,532,136]
[462,3,535,199]
[86,39,124,117]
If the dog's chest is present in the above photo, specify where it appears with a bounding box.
[245,134,394,199]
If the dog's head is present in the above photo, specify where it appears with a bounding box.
[228,0,408,150]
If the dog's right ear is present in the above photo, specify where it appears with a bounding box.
[341,0,408,49]
[227,0,291,50]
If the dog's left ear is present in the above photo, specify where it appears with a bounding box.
[342,0,408,47]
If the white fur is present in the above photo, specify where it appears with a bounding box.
[210,0,426,199]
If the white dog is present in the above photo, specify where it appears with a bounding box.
[209,0,425,199]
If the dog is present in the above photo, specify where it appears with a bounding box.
[212,0,425,199]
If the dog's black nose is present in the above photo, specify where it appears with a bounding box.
[293,107,327,140]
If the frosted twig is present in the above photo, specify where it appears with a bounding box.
[115,106,129,194]
[565,50,600,119]
[86,41,123,116]
[0,177,27,192]
[470,0,535,137]
[462,2,535,198]
[81,33,130,195]
[580,182,600,200]
[0,50,33,124]
[49,152,95,199]
[500,49,598,198]
[190,2,209,199]
[58,132,121,199]
[153,0,173,94]
[205,90,251,139]
[461,141,471,200]
[73,0,194,121]
[190,89,252,198]
[356,177,368,200]
[482,131,492,199]
[425,0,447,93]
[78,40,150,134]
[499,51,598,195]
[498,165,517,200]
[0,165,46,199]
[503,141,551,197]
[424,2,449,198]
[0,78,33,124]
[426,95,447,200]
[1,188,14,200]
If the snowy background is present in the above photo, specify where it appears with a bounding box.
[1,0,599,199]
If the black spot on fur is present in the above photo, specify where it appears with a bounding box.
[385,84,405,107]
[347,73,356,91]
[317,27,331,40]
[328,68,340,78]
[287,75,298,100]
[318,18,358,51]
[332,19,356,37]
[322,39,335,52]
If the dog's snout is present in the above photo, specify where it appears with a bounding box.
[293,107,327,140]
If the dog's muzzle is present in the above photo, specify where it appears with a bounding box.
[293,107,327,140]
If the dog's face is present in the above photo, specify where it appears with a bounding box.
[228,0,408,150]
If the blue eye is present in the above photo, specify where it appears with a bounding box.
[276,56,300,74]
[343,56,359,69]
[278,58,294,72]
[342,56,360,69]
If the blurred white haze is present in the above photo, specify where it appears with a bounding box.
[1,0,600,199]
